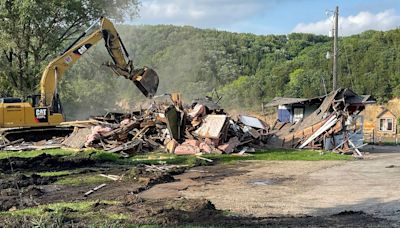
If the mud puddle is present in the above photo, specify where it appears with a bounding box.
[248,177,293,186]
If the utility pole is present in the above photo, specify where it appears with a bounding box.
[321,76,327,95]
[332,6,339,91]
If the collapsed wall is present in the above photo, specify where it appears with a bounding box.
[266,88,375,154]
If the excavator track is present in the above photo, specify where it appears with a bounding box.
[0,126,73,142]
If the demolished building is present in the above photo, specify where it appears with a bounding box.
[0,89,376,157]
[265,88,375,154]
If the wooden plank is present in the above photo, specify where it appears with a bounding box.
[299,115,338,149]
[84,183,107,197]
[62,128,91,149]
[0,138,23,149]
[99,174,121,181]
[349,139,363,156]
[196,156,213,162]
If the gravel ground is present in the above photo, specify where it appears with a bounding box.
[140,152,400,224]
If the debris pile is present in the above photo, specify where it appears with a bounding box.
[1,138,65,151]
[61,94,269,156]
[265,88,375,155]
[0,89,375,157]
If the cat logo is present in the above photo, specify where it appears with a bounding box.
[34,108,48,123]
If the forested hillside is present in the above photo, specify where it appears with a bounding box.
[56,25,400,117]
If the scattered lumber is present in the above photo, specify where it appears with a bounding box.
[84,183,107,197]
[0,139,24,149]
[99,174,122,181]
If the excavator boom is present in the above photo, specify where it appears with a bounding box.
[40,17,159,107]
[0,17,159,139]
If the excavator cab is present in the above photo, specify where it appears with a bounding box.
[26,95,40,107]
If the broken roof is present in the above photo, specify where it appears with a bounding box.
[265,96,324,107]
[265,97,307,107]
[345,94,375,105]
[265,88,375,108]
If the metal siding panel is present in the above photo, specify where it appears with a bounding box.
[278,108,291,123]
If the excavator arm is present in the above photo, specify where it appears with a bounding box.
[39,17,159,107]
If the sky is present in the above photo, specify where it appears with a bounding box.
[131,0,400,36]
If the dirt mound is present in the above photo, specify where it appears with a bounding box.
[0,186,45,211]
[89,197,219,226]
[130,198,216,225]
[0,173,57,189]
[125,165,188,194]
[0,173,54,211]
[334,210,366,216]
[0,153,95,173]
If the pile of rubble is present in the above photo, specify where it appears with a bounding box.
[61,94,269,156]
[265,88,375,156]
[0,89,374,157]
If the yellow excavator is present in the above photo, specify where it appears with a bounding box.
[0,17,159,141]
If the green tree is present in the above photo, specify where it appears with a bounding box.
[0,0,139,97]
[51,24,400,115]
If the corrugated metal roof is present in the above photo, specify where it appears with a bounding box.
[238,115,268,129]
[264,97,309,107]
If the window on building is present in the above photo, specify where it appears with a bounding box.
[379,118,394,131]
[293,107,304,123]
[387,119,393,131]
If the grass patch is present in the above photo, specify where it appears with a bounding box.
[91,152,121,162]
[0,148,351,167]
[123,149,350,167]
[203,149,351,163]
[55,174,112,186]
[0,149,121,162]
[0,201,125,227]
[0,149,77,159]
[37,170,73,177]
[0,200,119,217]
[127,153,200,166]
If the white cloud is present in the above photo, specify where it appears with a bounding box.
[138,0,275,27]
[292,9,400,36]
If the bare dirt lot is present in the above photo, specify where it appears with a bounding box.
[140,152,400,226]
[1,151,400,226]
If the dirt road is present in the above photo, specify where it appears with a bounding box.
[140,152,400,223]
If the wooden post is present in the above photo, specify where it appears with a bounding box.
[292,134,295,148]
[261,103,264,115]
[372,129,375,144]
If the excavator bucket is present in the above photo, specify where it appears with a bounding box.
[133,67,159,98]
